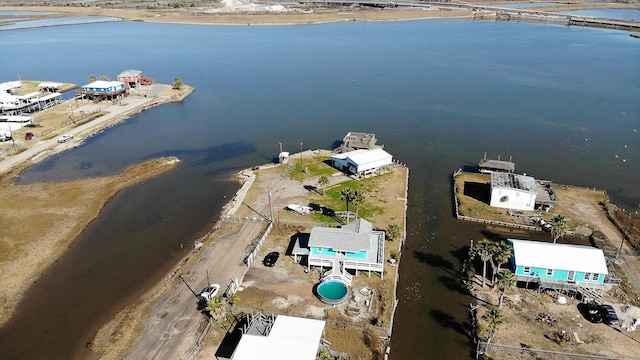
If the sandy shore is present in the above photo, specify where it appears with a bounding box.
[2,2,638,29]
[0,4,478,26]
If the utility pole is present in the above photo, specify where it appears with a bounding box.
[617,210,630,259]
[268,188,273,222]
[300,142,303,173]
[179,275,199,299]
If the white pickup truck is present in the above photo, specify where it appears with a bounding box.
[57,134,73,143]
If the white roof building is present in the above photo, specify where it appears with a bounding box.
[330,148,393,177]
[490,172,537,211]
[231,315,326,360]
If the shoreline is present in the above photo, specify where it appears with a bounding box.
[1,3,638,31]
[0,85,193,327]
[93,155,409,359]
[0,84,194,176]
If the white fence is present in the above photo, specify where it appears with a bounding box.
[243,221,274,267]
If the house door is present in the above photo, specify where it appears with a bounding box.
[568,271,575,282]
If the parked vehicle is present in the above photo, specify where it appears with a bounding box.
[578,302,603,323]
[25,132,34,140]
[263,252,280,267]
[57,134,73,143]
[286,204,312,215]
[601,304,619,325]
[198,283,220,303]
[538,219,552,232]
[0,131,12,142]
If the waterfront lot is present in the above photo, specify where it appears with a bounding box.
[455,172,640,358]
[193,155,409,359]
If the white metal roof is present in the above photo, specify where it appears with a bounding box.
[38,82,62,88]
[331,148,392,173]
[509,239,608,274]
[82,80,125,89]
[336,148,391,164]
[232,315,325,360]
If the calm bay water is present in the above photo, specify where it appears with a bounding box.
[0,19,638,359]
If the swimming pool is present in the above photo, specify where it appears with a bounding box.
[316,280,349,305]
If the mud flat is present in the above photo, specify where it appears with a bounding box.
[0,84,192,325]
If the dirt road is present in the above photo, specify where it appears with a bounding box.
[125,220,268,359]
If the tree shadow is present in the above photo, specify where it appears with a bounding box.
[304,184,318,193]
[430,309,471,338]
[438,275,472,296]
[450,245,472,273]
[463,181,490,204]
[215,314,248,358]
[413,251,454,273]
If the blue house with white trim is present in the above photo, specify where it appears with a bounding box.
[509,239,613,291]
[77,80,127,101]
[301,219,385,279]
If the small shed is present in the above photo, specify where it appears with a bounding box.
[330,148,392,177]
[490,172,537,211]
[509,239,609,288]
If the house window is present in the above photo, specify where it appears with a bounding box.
[593,273,599,281]
[523,267,530,274]
[546,269,553,276]
[584,272,591,280]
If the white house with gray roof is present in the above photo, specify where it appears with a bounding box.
[490,172,537,211]
[304,218,385,278]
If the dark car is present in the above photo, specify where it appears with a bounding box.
[263,252,280,267]
[601,304,619,325]
[578,302,603,323]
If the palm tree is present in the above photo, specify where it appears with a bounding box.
[205,296,226,320]
[173,77,184,90]
[473,239,496,288]
[100,75,109,81]
[496,270,516,307]
[88,74,97,83]
[492,241,513,284]
[340,188,354,224]
[551,214,569,244]
[318,176,329,195]
[483,306,505,346]
[226,292,239,306]
[352,190,365,219]
[386,223,401,241]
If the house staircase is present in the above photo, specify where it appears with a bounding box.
[321,260,352,286]
[578,285,604,304]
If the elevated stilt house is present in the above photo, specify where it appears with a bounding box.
[76,80,127,102]
[509,239,619,302]
[116,69,155,89]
